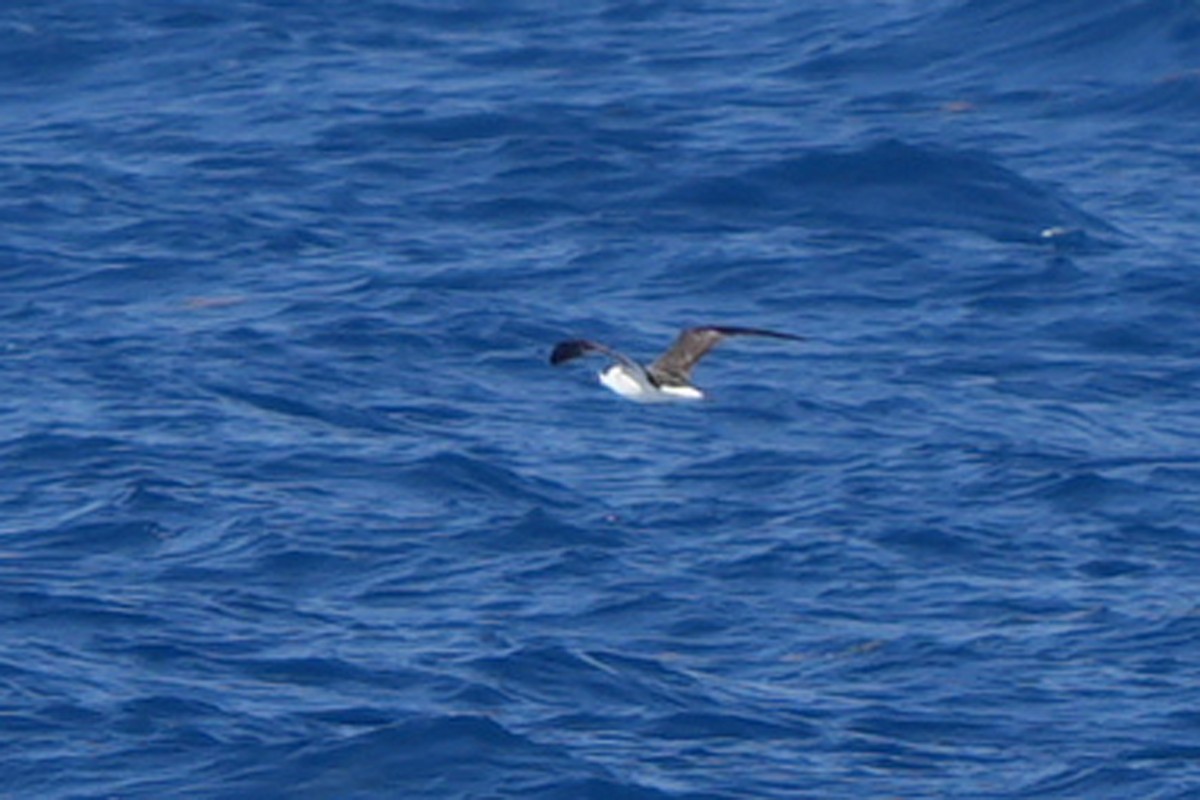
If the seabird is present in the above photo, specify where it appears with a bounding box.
[549,325,803,402]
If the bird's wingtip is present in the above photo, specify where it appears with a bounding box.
[549,340,588,365]
[703,325,805,342]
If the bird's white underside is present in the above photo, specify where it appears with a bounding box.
[599,364,704,403]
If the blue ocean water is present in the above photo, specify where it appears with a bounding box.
[3,1,1200,797]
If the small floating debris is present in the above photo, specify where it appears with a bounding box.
[1039,226,1088,250]
[1041,226,1073,239]
[185,295,247,310]
[941,100,977,114]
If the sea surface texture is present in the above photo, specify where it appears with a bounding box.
[3,1,1200,798]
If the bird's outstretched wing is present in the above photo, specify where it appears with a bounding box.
[648,326,803,386]
[549,339,643,373]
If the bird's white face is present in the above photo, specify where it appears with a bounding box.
[599,365,704,403]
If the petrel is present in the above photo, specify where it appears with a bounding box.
[549,325,804,402]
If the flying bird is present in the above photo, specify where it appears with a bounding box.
[549,325,803,402]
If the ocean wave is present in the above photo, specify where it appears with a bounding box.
[657,139,1117,241]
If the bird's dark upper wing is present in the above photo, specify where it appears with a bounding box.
[648,326,803,385]
[549,339,642,372]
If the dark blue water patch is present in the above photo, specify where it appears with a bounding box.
[10,519,167,561]
[113,694,225,738]
[460,194,585,227]
[201,713,672,800]
[1016,469,1144,512]
[946,0,1200,81]
[647,710,818,742]
[466,507,625,553]
[467,645,705,713]
[874,521,991,566]
[0,431,128,470]
[203,381,402,435]
[0,8,132,89]
[654,140,1117,241]
[700,536,893,591]
[1036,317,1180,358]
[847,704,1013,755]
[793,0,1200,90]
[416,111,567,149]
[536,778,716,800]
[666,448,805,494]
[955,265,1098,323]
[638,244,922,304]
[455,35,629,72]
[1072,70,1200,119]
[1103,608,1200,664]
[217,654,391,689]
[401,451,585,512]
[1015,761,1186,800]
[1075,558,1149,580]
[0,588,164,636]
